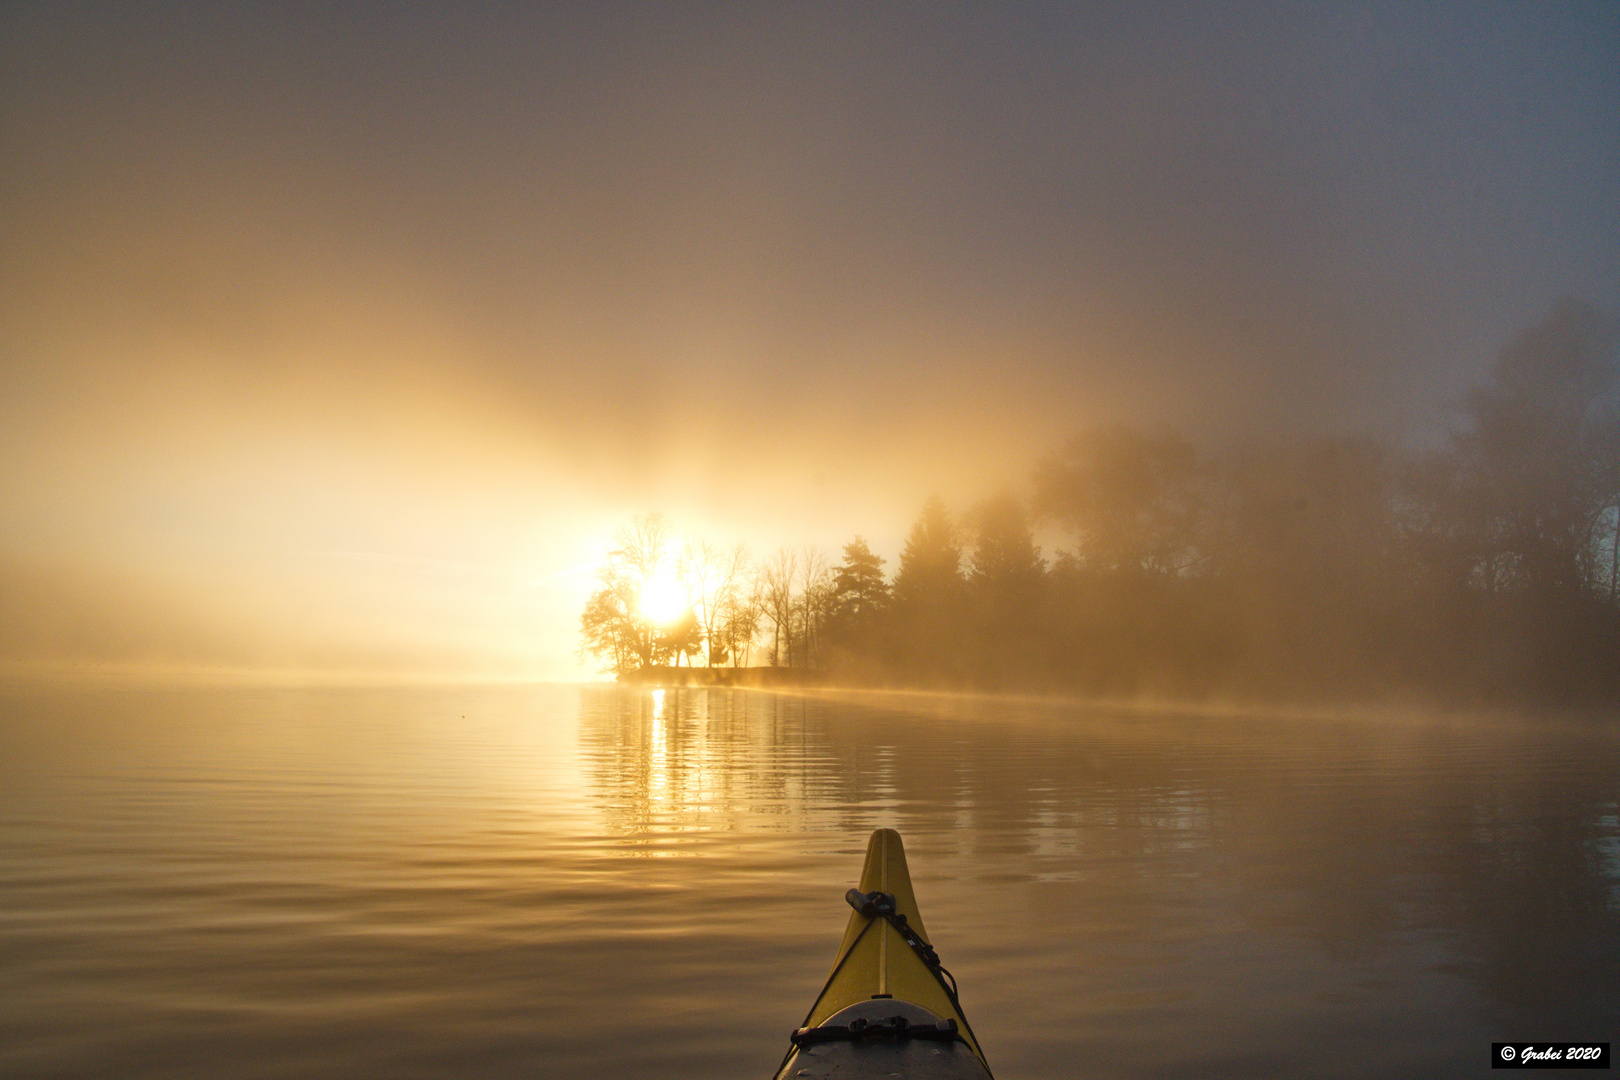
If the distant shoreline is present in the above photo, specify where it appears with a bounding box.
[616,666,826,688]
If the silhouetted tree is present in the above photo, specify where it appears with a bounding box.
[678,538,721,666]
[657,608,703,668]
[892,495,963,605]
[611,513,675,588]
[889,496,966,681]
[968,492,1045,598]
[1221,437,1398,590]
[758,547,798,667]
[578,513,676,672]
[704,543,758,667]
[1211,437,1407,695]
[583,302,1620,702]
[1399,446,1496,594]
[1453,299,1620,601]
[1606,505,1620,604]
[578,577,642,674]
[793,545,832,668]
[821,536,891,680]
[1034,425,1207,575]
[829,537,889,630]
[964,492,1047,686]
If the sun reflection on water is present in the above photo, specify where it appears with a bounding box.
[580,686,843,855]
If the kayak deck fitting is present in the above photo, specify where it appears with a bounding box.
[773,828,993,1080]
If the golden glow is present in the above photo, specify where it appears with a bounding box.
[639,574,687,626]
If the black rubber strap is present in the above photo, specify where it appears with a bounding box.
[776,891,993,1078]
[774,916,881,1076]
[791,1014,960,1046]
[846,891,969,1025]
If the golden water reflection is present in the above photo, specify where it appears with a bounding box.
[1,685,1616,1079]
[576,685,1620,1045]
[579,686,839,850]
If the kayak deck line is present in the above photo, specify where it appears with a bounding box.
[773,829,993,1080]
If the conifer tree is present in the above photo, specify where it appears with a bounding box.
[830,536,890,631]
[892,495,962,607]
[969,492,1044,598]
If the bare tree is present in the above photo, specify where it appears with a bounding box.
[708,543,758,667]
[578,513,677,673]
[795,544,831,668]
[577,572,641,673]
[610,512,675,587]
[758,547,798,667]
[679,538,724,666]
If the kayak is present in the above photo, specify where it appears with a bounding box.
[773,828,994,1080]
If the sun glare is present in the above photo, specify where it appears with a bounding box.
[639,574,688,626]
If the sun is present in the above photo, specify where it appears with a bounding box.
[639,573,688,626]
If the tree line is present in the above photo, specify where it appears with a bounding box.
[582,300,1620,704]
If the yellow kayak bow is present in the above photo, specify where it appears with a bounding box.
[773,829,993,1080]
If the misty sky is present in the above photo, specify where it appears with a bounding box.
[3,2,1617,680]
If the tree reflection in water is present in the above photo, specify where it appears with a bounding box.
[578,686,1619,1063]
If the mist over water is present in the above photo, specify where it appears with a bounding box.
[3,10,1615,1077]
[4,5,1617,684]
[3,684,1614,1079]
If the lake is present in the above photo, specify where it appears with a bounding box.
[1,684,1615,1078]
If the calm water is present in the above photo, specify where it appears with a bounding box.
[1,685,1615,1079]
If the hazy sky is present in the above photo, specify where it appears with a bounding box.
[3,2,1616,679]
